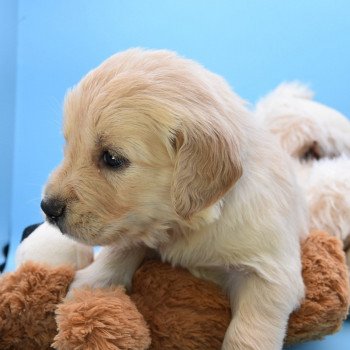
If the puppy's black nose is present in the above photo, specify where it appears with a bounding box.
[41,198,66,221]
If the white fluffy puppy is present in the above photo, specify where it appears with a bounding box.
[255,82,350,160]
[296,157,350,265]
[41,49,307,349]
[255,82,350,265]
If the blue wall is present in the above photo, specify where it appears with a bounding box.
[0,0,17,269]
[8,0,350,266]
[1,1,350,347]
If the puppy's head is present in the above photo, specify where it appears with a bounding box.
[42,49,243,246]
[255,82,350,161]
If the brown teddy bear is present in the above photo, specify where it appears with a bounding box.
[0,228,349,350]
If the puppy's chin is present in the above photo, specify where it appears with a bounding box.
[45,218,97,246]
[60,228,106,246]
[60,219,136,247]
[65,232,100,246]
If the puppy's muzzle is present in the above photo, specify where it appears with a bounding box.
[41,197,66,223]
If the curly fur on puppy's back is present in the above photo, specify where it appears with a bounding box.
[255,82,350,159]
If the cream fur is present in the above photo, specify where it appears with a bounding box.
[255,83,350,270]
[255,82,350,160]
[43,49,307,350]
[296,157,350,267]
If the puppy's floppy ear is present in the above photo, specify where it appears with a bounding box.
[171,121,242,220]
[268,115,325,159]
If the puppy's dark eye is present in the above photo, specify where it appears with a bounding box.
[302,148,320,161]
[102,151,129,169]
[301,141,322,161]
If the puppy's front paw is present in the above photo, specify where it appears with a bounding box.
[66,268,110,299]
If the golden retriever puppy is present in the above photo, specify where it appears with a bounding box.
[255,82,350,161]
[41,49,307,349]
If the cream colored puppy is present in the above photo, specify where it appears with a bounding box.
[41,49,307,350]
[255,83,350,266]
[296,156,350,266]
[255,82,350,160]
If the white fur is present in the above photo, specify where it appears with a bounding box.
[295,157,350,273]
[255,82,350,159]
[16,222,93,270]
[255,83,350,271]
[298,156,350,244]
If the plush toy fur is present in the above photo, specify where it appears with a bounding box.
[132,231,349,349]
[0,231,348,350]
[54,287,151,350]
[0,263,74,350]
[0,262,151,350]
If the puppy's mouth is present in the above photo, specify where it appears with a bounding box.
[47,216,69,235]
[45,211,85,240]
[50,217,91,244]
[46,214,121,246]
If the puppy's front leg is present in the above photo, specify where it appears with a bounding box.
[222,271,302,350]
[68,244,146,297]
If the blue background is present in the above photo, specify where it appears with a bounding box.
[0,1,349,348]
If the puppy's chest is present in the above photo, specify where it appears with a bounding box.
[157,231,246,288]
[156,227,240,270]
